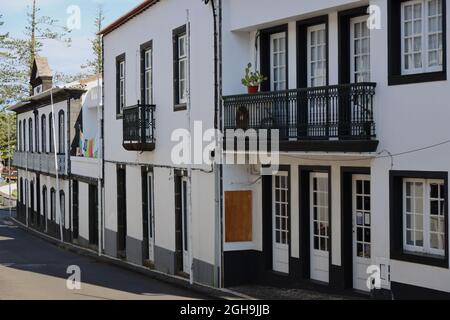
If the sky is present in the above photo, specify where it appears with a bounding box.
[1,0,143,75]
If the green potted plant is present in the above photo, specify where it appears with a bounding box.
[241,63,267,94]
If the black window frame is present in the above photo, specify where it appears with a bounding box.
[49,113,54,153]
[18,120,22,152]
[259,24,289,92]
[388,0,447,85]
[140,40,153,105]
[173,24,187,111]
[297,15,329,88]
[390,170,449,268]
[338,6,370,84]
[34,111,39,153]
[50,188,56,221]
[41,114,47,153]
[42,185,47,221]
[116,53,126,117]
[58,110,65,155]
[28,117,33,153]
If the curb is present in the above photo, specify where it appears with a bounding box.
[9,217,255,301]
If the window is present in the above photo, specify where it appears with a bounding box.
[350,15,371,82]
[41,114,46,153]
[28,118,33,153]
[173,25,188,110]
[60,191,65,227]
[18,121,22,152]
[42,186,47,221]
[34,112,39,153]
[403,179,445,256]
[141,41,153,105]
[23,119,26,152]
[50,188,56,221]
[390,171,448,268]
[34,84,43,95]
[49,113,54,153]
[401,0,443,74]
[58,111,65,154]
[116,54,126,115]
[388,0,446,85]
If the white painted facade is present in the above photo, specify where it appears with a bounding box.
[102,0,219,285]
[221,0,450,297]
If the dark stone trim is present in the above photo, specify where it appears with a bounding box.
[280,139,379,152]
[154,245,176,275]
[389,170,449,268]
[391,281,450,300]
[71,174,99,186]
[388,0,447,86]
[340,166,371,290]
[193,258,217,287]
[259,24,289,92]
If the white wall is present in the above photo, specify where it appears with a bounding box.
[102,0,218,267]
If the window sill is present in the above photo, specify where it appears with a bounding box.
[388,71,447,86]
[391,249,449,269]
[174,103,187,112]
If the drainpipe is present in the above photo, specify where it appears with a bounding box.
[186,9,194,286]
[50,88,63,242]
[7,111,12,217]
[97,76,103,257]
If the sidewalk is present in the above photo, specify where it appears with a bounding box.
[8,216,253,301]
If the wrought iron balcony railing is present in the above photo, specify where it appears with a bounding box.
[223,83,378,152]
[123,104,156,151]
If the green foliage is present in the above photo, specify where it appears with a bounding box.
[85,5,104,75]
[0,111,16,164]
[0,0,72,108]
[241,63,267,87]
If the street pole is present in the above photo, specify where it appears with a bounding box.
[7,111,12,217]
[50,88,63,243]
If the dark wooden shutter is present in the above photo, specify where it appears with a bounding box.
[225,191,253,242]
[117,167,127,254]
[174,175,182,272]
[142,168,149,261]
[72,181,79,239]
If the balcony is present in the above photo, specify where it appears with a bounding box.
[123,104,156,151]
[223,83,378,152]
[12,152,67,176]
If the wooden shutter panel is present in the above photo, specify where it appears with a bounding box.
[225,191,253,242]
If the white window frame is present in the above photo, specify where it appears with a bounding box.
[270,32,287,91]
[350,15,371,83]
[144,48,153,105]
[307,24,327,87]
[119,60,125,113]
[401,0,443,75]
[403,178,446,256]
[178,33,188,104]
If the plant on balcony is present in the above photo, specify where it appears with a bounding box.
[241,63,267,94]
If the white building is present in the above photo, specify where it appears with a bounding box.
[220,0,450,299]
[11,57,103,249]
[99,0,221,286]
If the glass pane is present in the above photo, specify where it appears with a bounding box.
[415,214,423,230]
[406,230,414,245]
[415,231,424,246]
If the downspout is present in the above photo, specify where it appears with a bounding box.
[211,0,224,289]
[101,37,106,252]
[97,74,103,256]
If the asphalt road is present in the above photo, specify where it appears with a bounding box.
[0,209,208,300]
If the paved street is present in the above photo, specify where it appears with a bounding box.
[0,209,208,300]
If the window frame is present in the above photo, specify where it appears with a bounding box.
[388,0,447,85]
[140,40,153,105]
[18,120,22,152]
[58,110,65,155]
[41,114,46,153]
[116,53,126,117]
[173,25,188,111]
[34,112,39,153]
[28,117,33,153]
[390,170,449,268]
[49,112,54,153]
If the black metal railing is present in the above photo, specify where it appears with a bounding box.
[123,104,156,151]
[223,83,376,141]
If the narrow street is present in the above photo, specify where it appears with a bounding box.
[0,209,208,300]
